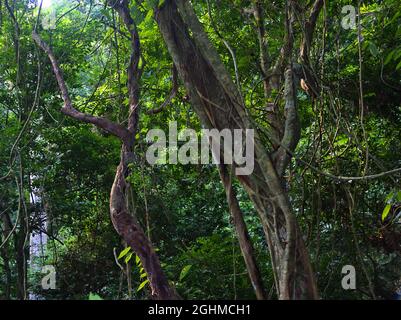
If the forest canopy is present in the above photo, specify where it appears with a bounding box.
[0,0,401,300]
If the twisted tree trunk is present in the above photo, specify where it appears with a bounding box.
[110,144,178,299]
[32,0,179,300]
[155,0,319,299]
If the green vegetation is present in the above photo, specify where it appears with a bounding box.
[0,0,400,300]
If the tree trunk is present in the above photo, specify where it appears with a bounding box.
[32,0,179,297]
[1,211,12,299]
[219,164,267,300]
[155,0,318,299]
[14,227,27,300]
[110,145,178,299]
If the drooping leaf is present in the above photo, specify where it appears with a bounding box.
[137,279,150,292]
[384,51,394,65]
[125,252,133,264]
[382,204,392,221]
[118,246,131,260]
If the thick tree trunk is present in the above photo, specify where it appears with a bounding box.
[110,145,178,299]
[155,0,318,299]
[14,227,27,300]
[108,0,179,299]
[33,0,179,297]
[219,165,267,300]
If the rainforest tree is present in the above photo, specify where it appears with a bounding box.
[1,0,401,300]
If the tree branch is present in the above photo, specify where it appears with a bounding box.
[32,31,132,144]
[275,67,300,176]
[300,0,324,64]
[147,64,178,115]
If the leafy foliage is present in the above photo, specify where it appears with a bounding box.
[0,0,400,300]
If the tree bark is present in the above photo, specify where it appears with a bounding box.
[110,146,178,299]
[219,164,267,300]
[32,0,178,299]
[155,0,318,299]
[1,210,12,299]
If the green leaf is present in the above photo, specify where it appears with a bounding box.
[137,279,150,292]
[384,51,394,65]
[336,136,348,146]
[394,50,401,61]
[118,246,131,260]
[135,254,141,265]
[140,272,148,279]
[158,0,166,8]
[179,265,192,281]
[145,9,153,23]
[368,42,379,57]
[385,192,395,202]
[382,204,392,221]
[396,60,401,70]
[125,252,133,264]
[88,293,103,300]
